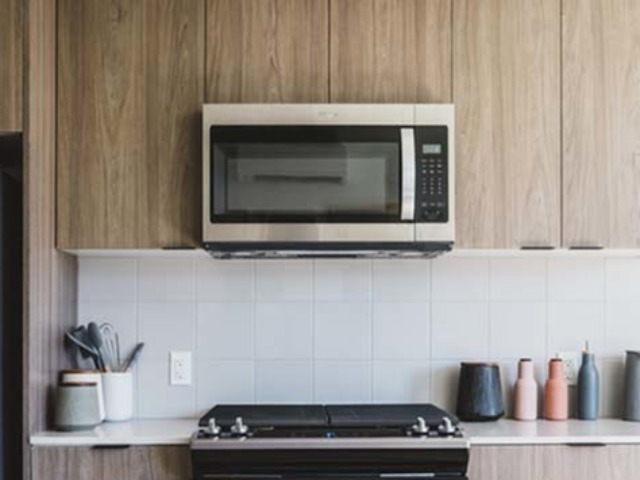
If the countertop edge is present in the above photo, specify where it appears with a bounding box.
[30,419,640,448]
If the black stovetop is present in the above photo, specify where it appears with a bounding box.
[198,403,459,430]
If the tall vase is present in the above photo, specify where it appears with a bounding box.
[514,359,538,421]
[625,350,640,421]
[577,347,599,420]
[545,358,568,421]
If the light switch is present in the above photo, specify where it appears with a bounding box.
[170,351,192,386]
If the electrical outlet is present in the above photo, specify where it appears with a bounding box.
[557,351,581,386]
[170,351,192,386]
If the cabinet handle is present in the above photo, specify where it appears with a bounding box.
[520,246,556,251]
[91,445,131,450]
[565,442,606,448]
[568,245,604,250]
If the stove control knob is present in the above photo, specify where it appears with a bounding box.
[438,417,456,436]
[412,416,429,435]
[207,417,221,436]
[231,416,249,436]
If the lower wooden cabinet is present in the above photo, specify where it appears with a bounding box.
[31,446,191,480]
[469,444,640,480]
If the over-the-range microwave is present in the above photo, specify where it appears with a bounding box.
[203,104,454,258]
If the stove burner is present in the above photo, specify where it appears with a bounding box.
[197,403,462,438]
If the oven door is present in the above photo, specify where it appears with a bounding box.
[204,126,416,243]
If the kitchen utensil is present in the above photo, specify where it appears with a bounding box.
[60,369,106,421]
[55,382,102,431]
[102,372,133,421]
[88,322,112,372]
[456,362,504,421]
[65,328,101,370]
[625,350,640,421]
[99,323,120,370]
[545,358,568,420]
[513,358,538,421]
[577,341,599,420]
[123,342,145,372]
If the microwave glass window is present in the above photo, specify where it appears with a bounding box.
[212,142,399,220]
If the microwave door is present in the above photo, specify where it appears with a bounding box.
[400,128,416,221]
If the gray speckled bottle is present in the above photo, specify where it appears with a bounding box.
[577,349,599,420]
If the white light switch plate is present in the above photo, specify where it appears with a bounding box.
[170,351,192,386]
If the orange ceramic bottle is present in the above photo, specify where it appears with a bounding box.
[545,358,568,420]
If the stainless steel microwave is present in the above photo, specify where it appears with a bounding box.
[203,104,455,258]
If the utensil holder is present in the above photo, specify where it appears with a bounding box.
[102,372,133,422]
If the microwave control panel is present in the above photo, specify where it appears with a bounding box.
[414,127,449,223]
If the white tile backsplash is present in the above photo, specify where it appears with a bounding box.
[196,303,254,360]
[138,257,195,302]
[255,260,312,301]
[314,260,371,301]
[314,302,371,360]
[314,361,372,403]
[255,361,313,404]
[372,260,430,302]
[490,258,546,301]
[431,302,490,359]
[255,303,313,360]
[548,258,605,301]
[77,255,639,419]
[373,303,430,360]
[489,302,546,359]
[372,361,430,403]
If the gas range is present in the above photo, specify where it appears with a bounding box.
[191,404,469,480]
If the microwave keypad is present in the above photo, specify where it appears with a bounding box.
[417,157,448,222]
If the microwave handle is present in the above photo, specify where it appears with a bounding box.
[400,128,416,221]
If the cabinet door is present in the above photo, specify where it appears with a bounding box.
[563,0,640,248]
[205,0,329,103]
[330,0,451,103]
[32,446,191,480]
[469,445,640,480]
[453,0,561,248]
[0,0,22,131]
[57,0,203,249]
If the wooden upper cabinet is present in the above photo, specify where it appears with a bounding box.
[330,0,451,103]
[205,0,329,103]
[0,0,22,131]
[453,0,561,248]
[57,0,203,249]
[563,0,640,248]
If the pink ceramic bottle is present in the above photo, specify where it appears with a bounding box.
[514,359,538,421]
[545,358,569,421]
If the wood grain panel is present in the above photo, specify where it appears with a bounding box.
[454,0,561,248]
[0,0,22,131]
[24,1,78,479]
[57,0,203,249]
[330,0,451,103]
[32,447,191,480]
[563,0,640,247]
[469,445,640,480]
[206,0,329,103]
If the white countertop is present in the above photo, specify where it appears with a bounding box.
[30,418,640,447]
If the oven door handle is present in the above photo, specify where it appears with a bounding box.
[400,128,416,221]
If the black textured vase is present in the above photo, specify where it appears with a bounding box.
[456,362,505,422]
